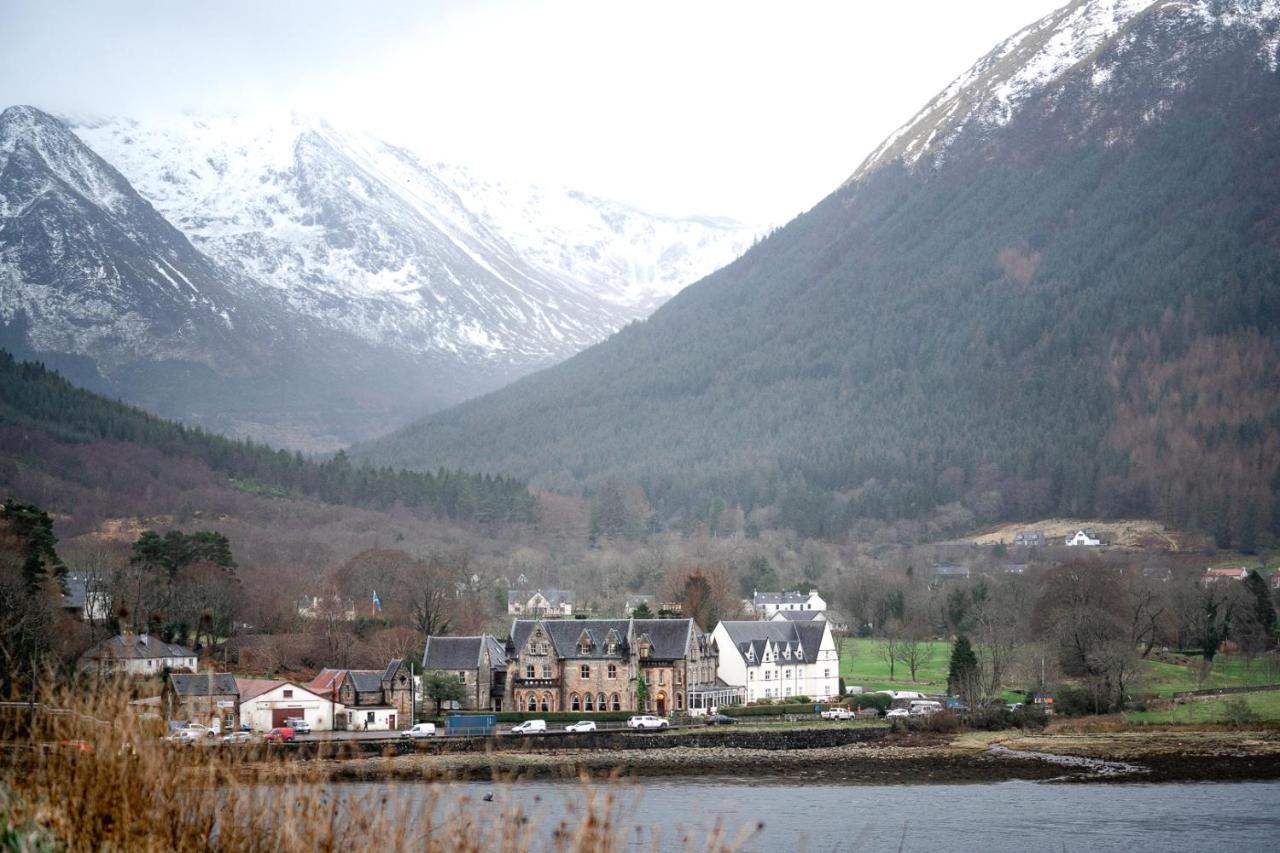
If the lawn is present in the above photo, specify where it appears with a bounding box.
[839,637,951,692]
[1125,690,1280,724]
[1137,654,1280,697]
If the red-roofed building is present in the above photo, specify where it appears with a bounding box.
[306,661,414,731]
[1204,566,1250,583]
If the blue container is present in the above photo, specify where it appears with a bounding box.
[446,714,496,736]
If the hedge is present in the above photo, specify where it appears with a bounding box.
[437,711,635,724]
[722,702,835,717]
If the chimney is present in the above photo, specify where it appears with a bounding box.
[139,633,149,646]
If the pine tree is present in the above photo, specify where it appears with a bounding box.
[1244,570,1277,648]
[947,636,979,701]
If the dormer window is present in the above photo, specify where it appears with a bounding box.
[606,643,617,655]
[579,643,591,655]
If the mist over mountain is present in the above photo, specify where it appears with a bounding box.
[359,0,1280,549]
[0,107,752,450]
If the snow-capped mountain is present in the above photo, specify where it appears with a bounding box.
[0,107,753,449]
[71,113,753,366]
[851,0,1280,180]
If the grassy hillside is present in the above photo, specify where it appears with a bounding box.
[357,11,1280,550]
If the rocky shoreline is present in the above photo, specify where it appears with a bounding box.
[250,730,1280,786]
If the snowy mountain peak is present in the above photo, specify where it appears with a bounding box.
[850,0,1280,181]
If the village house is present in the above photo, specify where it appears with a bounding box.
[80,633,197,676]
[296,594,356,621]
[499,617,728,715]
[711,619,840,703]
[308,660,414,731]
[420,634,508,712]
[752,589,826,618]
[236,679,336,732]
[1011,530,1046,548]
[769,608,850,634]
[931,563,971,581]
[1204,566,1249,583]
[507,588,576,617]
[61,571,111,623]
[1065,529,1101,547]
[163,672,239,733]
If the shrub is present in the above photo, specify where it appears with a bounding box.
[1224,697,1259,727]
[910,712,960,733]
[854,692,893,713]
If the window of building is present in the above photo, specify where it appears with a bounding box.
[584,693,594,712]
[824,669,830,678]
[676,670,682,684]
[579,643,590,655]
[580,664,590,679]
[457,671,467,680]
[640,646,650,659]
[658,670,665,684]
[606,643,617,655]
[571,694,580,712]
[676,693,683,710]
[542,664,552,679]
[541,694,550,713]
[784,669,791,679]
[607,664,617,679]
[611,693,621,711]
[525,664,535,679]
[748,671,754,680]
[283,689,293,698]
[598,692,606,710]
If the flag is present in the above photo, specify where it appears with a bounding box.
[372,589,382,613]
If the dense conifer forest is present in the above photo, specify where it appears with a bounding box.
[358,27,1280,550]
[0,350,534,524]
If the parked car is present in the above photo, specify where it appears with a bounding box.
[221,731,252,745]
[626,715,670,730]
[885,708,909,719]
[401,723,438,739]
[1006,702,1025,712]
[564,721,596,733]
[284,717,312,735]
[510,720,547,735]
[181,723,215,738]
[908,700,944,716]
[820,707,855,720]
[263,726,296,743]
[703,713,738,726]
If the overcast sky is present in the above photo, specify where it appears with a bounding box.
[0,0,1065,224]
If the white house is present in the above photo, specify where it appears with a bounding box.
[79,634,197,676]
[62,571,111,623]
[237,679,337,732]
[1065,529,1101,547]
[752,589,826,619]
[711,620,840,703]
[770,609,849,634]
[507,588,576,617]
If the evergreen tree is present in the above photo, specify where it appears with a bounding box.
[0,499,65,593]
[1244,570,1277,648]
[947,636,979,700]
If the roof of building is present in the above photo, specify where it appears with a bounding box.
[308,669,345,694]
[1205,566,1249,577]
[85,634,193,661]
[631,618,695,659]
[423,636,489,670]
[235,678,288,702]
[932,564,970,576]
[507,588,576,608]
[771,610,825,622]
[511,618,630,659]
[484,635,506,669]
[752,590,818,606]
[169,673,238,696]
[716,620,828,665]
[62,572,93,610]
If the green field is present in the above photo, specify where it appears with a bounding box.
[839,638,952,692]
[1137,655,1280,697]
[1125,690,1280,724]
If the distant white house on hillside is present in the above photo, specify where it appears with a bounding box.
[752,589,826,618]
[507,588,576,617]
[1065,529,1101,547]
[1204,566,1249,583]
[1012,530,1046,548]
[80,634,197,676]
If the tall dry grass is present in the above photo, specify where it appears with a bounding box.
[0,684,752,852]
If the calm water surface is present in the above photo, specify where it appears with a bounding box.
[347,776,1280,852]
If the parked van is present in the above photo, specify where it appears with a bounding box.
[402,723,437,739]
[284,717,311,735]
[908,700,943,716]
[263,726,295,743]
[510,719,547,735]
[888,691,926,700]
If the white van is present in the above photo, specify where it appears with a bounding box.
[511,719,547,735]
[908,700,943,716]
[889,691,926,700]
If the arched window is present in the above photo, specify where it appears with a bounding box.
[541,693,550,713]
[597,692,606,711]
[571,693,581,712]
[526,693,536,712]
[584,693,594,712]
[611,693,621,711]
[676,692,684,710]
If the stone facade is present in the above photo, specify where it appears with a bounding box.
[421,635,507,712]
[497,618,719,715]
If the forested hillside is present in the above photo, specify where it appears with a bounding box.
[0,350,534,528]
[358,1,1280,550]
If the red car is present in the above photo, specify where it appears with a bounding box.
[263,726,295,743]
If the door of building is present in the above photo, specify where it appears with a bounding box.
[271,707,304,727]
[656,692,667,715]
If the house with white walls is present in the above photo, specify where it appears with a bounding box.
[236,679,337,732]
[751,589,826,619]
[711,619,839,703]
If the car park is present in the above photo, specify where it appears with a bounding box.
[626,715,670,730]
[564,721,597,733]
[401,723,438,739]
[511,719,547,735]
[703,713,738,725]
[820,707,855,720]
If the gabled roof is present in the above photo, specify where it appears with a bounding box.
[772,610,824,622]
[631,618,695,659]
[484,635,507,670]
[752,590,816,606]
[423,636,488,670]
[85,634,193,661]
[717,621,828,665]
[235,678,286,702]
[511,619,631,658]
[348,670,385,693]
[308,668,346,694]
[169,673,238,696]
[507,588,576,608]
